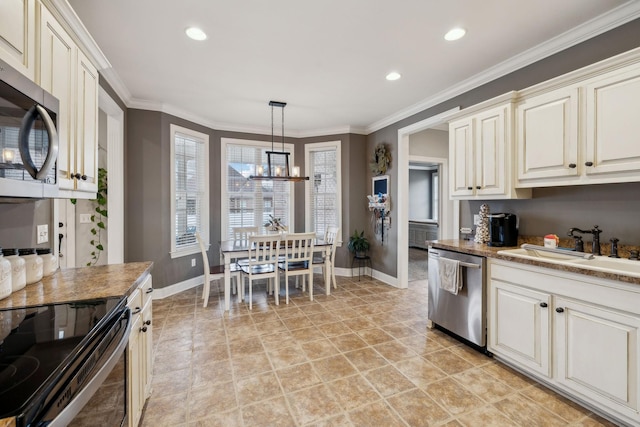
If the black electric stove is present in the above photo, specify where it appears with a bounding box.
[0,296,130,426]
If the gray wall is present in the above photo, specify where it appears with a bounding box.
[0,200,52,249]
[409,129,448,158]
[366,17,640,278]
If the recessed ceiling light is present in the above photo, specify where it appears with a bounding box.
[185,27,207,41]
[386,72,401,81]
[444,27,466,41]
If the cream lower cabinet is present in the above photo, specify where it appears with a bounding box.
[127,274,153,427]
[38,3,98,198]
[0,0,35,79]
[489,280,551,377]
[488,260,640,426]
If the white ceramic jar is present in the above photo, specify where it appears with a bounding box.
[36,248,57,277]
[0,249,12,300]
[2,248,26,292]
[19,248,43,285]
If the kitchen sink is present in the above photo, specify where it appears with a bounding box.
[499,244,640,278]
[568,257,640,278]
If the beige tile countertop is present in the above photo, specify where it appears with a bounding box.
[429,239,640,286]
[0,261,153,309]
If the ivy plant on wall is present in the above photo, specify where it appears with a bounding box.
[71,167,108,266]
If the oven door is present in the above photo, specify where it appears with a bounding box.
[38,306,131,427]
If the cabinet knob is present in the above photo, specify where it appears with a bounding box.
[81,175,87,181]
[585,161,594,167]
[540,302,548,308]
[144,320,151,326]
[568,163,576,169]
[132,307,142,314]
[556,307,565,313]
[146,288,154,294]
[467,186,473,190]
[72,173,80,180]
[140,326,148,333]
[476,186,481,189]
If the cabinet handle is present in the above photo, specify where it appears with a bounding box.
[476,186,481,189]
[539,302,548,308]
[146,288,154,294]
[140,326,148,333]
[568,163,576,169]
[555,307,565,313]
[467,186,473,190]
[144,320,151,326]
[585,161,594,167]
[132,307,141,314]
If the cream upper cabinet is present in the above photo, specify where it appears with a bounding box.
[38,3,98,197]
[449,97,531,200]
[516,86,580,185]
[584,63,640,178]
[0,0,35,79]
[515,56,640,188]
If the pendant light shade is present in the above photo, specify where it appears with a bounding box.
[249,101,309,182]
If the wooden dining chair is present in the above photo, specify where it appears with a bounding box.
[238,234,281,309]
[232,226,259,247]
[278,232,316,304]
[313,226,340,290]
[196,233,240,308]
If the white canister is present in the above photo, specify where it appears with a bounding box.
[19,248,43,285]
[2,248,26,292]
[36,248,58,277]
[0,249,12,299]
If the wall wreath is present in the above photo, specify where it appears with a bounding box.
[370,143,391,175]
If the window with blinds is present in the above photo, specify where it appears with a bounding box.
[305,141,341,239]
[170,124,209,257]
[221,138,293,239]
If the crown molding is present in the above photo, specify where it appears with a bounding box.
[365,0,640,134]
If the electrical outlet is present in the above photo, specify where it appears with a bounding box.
[473,214,481,225]
[79,214,92,224]
[37,224,48,244]
[191,258,196,267]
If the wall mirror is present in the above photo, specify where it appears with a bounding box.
[372,175,389,195]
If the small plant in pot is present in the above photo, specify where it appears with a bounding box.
[347,229,370,257]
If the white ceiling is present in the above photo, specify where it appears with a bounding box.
[66,0,639,136]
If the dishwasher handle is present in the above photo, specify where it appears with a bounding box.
[429,253,481,269]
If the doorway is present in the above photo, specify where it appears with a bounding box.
[396,107,460,288]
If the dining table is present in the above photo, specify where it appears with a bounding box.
[219,238,332,311]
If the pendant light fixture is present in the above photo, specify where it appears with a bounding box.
[249,101,309,182]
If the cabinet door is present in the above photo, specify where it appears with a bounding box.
[585,65,640,177]
[555,297,640,415]
[141,300,153,399]
[127,312,143,427]
[516,87,579,184]
[488,280,551,377]
[38,5,75,191]
[0,0,35,79]
[474,106,506,196]
[449,118,474,197]
[75,49,98,193]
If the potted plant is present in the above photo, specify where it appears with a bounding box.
[347,229,370,257]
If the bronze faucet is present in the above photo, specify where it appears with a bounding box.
[568,226,602,256]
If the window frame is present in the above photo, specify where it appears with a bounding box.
[220,137,296,240]
[304,140,342,241]
[169,124,209,258]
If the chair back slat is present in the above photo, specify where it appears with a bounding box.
[284,232,315,263]
[233,226,259,247]
[248,234,281,266]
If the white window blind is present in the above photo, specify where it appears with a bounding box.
[223,139,292,239]
[170,125,209,257]
[305,141,341,238]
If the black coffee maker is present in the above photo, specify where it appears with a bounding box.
[488,213,518,247]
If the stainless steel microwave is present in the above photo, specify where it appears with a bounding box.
[0,57,59,199]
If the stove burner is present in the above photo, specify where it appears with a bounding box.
[0,355,40,395]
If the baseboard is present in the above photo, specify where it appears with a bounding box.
[152,275,202,300]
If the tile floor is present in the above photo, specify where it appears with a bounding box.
[142,273,618,427]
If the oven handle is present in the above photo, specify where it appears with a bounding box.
[18,104,59,180]
[48,307,131,427]
[429,253,480,269]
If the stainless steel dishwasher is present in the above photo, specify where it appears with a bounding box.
[428,246,486,347]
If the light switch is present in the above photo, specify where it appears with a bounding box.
[79,214,92,224]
